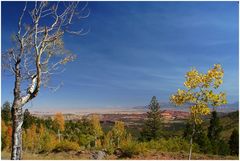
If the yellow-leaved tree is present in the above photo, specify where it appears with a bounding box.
[90,114,104,148]
[53,112,65,142]
[22,124,37,153]
[170,64,227,160]
[112,121,126,148]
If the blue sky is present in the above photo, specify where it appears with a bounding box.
[1,2,239,111]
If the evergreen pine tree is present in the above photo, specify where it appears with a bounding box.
[23,109,35,129]
[140,96,162,141]
[183,123,212,154]
[1,101,11,123]
[207,110,224,154]
[208,110,222,141]
[229,129,239,156]
[183,122,193,140]
[194,125,212,154]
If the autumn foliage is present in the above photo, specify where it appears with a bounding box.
[53,112,65,132]
[170,64,227,124]
[170,64,228,159]
[1,64,238,159]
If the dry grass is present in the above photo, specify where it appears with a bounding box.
[1,150,91,160]
[131,150,239,160]
[1,150,239,160]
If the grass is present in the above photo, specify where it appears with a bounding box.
[2,150,239,160]
[1,150,91,160]
[131,150,239,160]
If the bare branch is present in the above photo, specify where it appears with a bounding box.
[65,28,90,36]
[17,2,27,37]
[3,1,89,106]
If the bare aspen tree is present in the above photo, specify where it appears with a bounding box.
[2,2,89,160]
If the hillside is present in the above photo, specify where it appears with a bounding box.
[32,109,239,140]
[219,111,239,139]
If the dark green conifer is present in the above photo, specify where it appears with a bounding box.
[1,101,11,123]
[23,109,35,129]
[140,96,162,141]
[229,129,239,156]
[208,111,222,141]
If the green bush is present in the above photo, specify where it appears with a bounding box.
[38,132,57,153]
[143,137,199,153]
[105,145,115,155]
[52,140,80,152]
[120,141,142,158]
[218,140,230,156]
[134,142,149,154]
[78,134,95,149]
[118,137,195,158]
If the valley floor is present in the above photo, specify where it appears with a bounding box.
[1,150,238,160]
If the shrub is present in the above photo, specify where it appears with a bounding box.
[143,137,199,153]
[38,132,58,153]
[1,120,7,150]
[218,140,230,156]
[120,141,139,158]
[78,134,95,148]
[119,134,148,158]
[229,129,239,156]
[52,140,80,152]
[134,142,148,154]
[105,145,115,155]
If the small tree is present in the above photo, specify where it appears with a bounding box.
[111,121,126,148]
[23,109,35,129]
[53,112,65,131]
[208,111,222,141]
[194,125,212,154]
[2,120,8,150]
[63,118,95,148]
[1,101,11,124]
[170,64,227,159]
[183,122,192,140]
[37,124,57,153]
[44,117,54,130]
[103,131,114,154]
[183,123,212,154]
[207,110,223,154]
[53,112,65,142]
[229,129,239,156]
[141,96,162,141]
[2,2,89,159]
[38,130,57,153]
[22,124,37,153]
[90,115,104,148]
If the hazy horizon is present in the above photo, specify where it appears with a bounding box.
[2,1,239,111]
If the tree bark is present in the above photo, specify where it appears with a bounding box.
[11,59,24,160]
[188,136,193,160]
[188,124,195,160]
[10,54,40,160]
[11,102,23,160]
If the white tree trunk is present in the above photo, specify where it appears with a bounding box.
[11,103,23,160]
[188,125,195,160]
[188,136,193,160]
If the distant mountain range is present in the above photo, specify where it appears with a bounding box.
[31,102,238,115]
[132,102,239,113]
